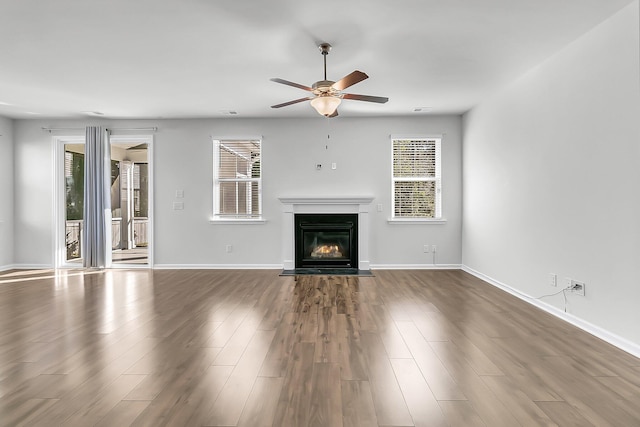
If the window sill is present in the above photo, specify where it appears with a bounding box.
[387,218,447,225]
[210,217,266,225]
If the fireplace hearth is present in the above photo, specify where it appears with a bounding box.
[295,214,358,269]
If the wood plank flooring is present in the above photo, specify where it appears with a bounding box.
[0,268,639,426]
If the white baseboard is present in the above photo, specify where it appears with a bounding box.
[462,265,640,359]
[0,264,16,272]
[7,263,54,270]
[153,264,284,270]
[371,263,462,270]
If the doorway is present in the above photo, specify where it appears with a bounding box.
[109,138,151,266]
[55,135,153,268]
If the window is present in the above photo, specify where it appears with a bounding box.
[392,137,441,219]
[213,139,262,219]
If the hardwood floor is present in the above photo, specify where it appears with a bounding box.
[0,268,639,426]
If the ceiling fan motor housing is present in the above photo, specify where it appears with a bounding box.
[312,80,339,96]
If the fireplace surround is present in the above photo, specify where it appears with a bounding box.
[279,196,373,271]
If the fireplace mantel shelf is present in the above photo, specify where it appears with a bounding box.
[278,196,374,205]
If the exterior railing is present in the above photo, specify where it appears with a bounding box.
[112,218,122,249]
[134,217,149,246]
[65,220,83,260]
[65,217,148,260]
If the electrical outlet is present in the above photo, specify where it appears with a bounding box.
[549,273,557,287]
[571,280,585,296]
[423,245,430,253]
[226,245,232,253]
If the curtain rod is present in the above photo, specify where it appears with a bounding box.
[42,127,158,133]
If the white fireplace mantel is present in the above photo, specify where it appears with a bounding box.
[279,196,374,270]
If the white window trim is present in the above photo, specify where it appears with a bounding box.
[212,137,264,224]
[390,135,443,222]
[387,217,447,224]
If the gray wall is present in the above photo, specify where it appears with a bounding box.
[462,2,640,348]
[0,117,13,269]
[12,115,463,268]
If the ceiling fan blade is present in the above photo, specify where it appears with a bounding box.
[342,93,389,103]
[270,78,313,91]
[332,71,368,91]
[271,97,313,108]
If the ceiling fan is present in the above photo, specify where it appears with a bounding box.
[270,43,389,117]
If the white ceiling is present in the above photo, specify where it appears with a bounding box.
[0,0,634,119]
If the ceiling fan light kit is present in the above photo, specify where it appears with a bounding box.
[310,94,342,116]
[271,43,388,118]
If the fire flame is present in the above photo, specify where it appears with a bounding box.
[311,244,343,258]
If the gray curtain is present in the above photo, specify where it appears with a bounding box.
[83,126,111,268]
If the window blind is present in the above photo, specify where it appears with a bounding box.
[392,138,441,218]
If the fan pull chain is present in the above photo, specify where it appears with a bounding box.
[326,115,331,149]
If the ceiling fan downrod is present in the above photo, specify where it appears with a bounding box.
[319,43,331,81]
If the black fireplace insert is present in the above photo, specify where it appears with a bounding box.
[295,213,358,269]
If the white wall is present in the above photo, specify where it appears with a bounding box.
[13,115,462,268]
[0,117,14,270]
[462,1,640,349]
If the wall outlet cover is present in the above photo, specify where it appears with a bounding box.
[571,279,586,296]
